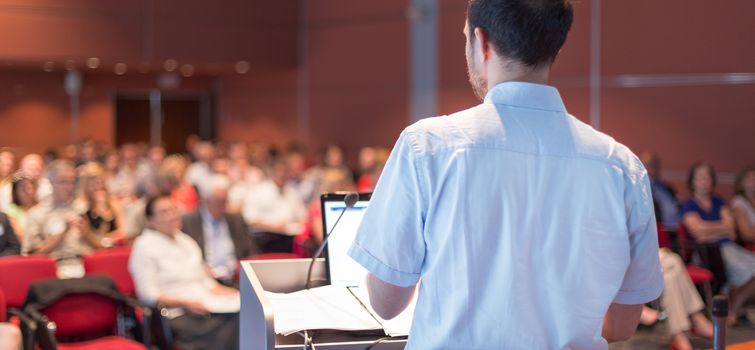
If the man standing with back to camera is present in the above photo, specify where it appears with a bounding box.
[348,0,664,348]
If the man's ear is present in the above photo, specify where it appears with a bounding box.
[473,27,491,62]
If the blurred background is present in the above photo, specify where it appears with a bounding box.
[0,0,753,196]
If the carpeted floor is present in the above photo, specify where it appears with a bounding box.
[610,308,755,349]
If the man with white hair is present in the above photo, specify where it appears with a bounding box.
[181,175,256,285]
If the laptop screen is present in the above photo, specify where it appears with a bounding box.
[321,192,371,287]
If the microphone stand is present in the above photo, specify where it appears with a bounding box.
[304,193,359,289]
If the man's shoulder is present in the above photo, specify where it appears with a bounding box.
[27,200,54,218]
[402,104,489,155]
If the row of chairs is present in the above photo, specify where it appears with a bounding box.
[0,249,302,350]
[0,250,149,350]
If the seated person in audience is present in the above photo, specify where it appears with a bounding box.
[243,160,306,253]
[4,174,38,244]
[110,143,140,199]
[639,205,713,350]
[295,168,356,257]
[18,153,52,202]
[640,152,681,233]
[732,166,755,249]
[0,149,15,211]
[681,162,755,325]
[181,175,257,286]
[129,195,239,350]
[75,163,124,248]
[185,141,215,192]
[24,160,98,277]
[0,212,20,257]
[163,155,198,214]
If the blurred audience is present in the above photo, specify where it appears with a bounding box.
[181,175,257,286]
[4,174,38,243]
[129,195,239,350]
[18,153,52,202]
[732,166,755,249]
[75,163,125,247]
[0,149,15,211]
[0,212,20,256]
[681,162,755,325]
[242,160,306,253]
[641,152,681,233]
[24,160,94,277]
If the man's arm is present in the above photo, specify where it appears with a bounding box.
[602,303,643,342]
[366,273,417,320]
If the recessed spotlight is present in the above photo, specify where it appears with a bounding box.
[163,59,178,72]
[64,60,76,71]
[235,60,250,74]
[114,63,128,75]
[86,57,100,69]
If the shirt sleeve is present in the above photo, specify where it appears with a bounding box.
[679,199,696,217]
[348,130,427,287]
[613,162,665,304]
[128,239,161,306]
[23,207,45,254]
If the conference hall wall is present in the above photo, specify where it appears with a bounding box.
[1,0,753,198]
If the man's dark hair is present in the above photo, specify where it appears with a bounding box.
[145,195,172,219]
[467,0,573,67]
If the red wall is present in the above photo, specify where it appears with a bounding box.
[1,0,754,198]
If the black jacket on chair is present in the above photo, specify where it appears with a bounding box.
[180,211,258,262]
[0,212,21,257]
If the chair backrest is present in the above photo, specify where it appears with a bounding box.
[0,288,6,322]
[0,255,57,308]
[42,293,118,338]
[83,247,134,296]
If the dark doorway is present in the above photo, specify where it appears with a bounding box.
[115,93,213,154]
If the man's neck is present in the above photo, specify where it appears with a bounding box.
[486,59,550,91]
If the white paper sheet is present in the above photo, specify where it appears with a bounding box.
[265,285,382,336]
[349,286,416,337]
[203,291,241,314]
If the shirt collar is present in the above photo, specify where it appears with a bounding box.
[200,206,223,225]
[483,81,566,112]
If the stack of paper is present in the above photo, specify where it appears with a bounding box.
[265,285,382,336]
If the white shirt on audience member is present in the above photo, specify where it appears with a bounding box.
[349,82,664,349]
[129,228,235,317]
[242,180,306,236]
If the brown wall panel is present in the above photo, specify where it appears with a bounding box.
[602,0,755,74]
[306,1,409,157]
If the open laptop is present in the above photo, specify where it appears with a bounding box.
[320,192,372,287]
[320,192,416,336]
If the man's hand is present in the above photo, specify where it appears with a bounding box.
[183,300,210,315]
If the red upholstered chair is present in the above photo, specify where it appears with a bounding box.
[673,224,719,309]
[24,276,146,350]
[0,255,57,350]
[83,247,135,297]
[82,248,155,347]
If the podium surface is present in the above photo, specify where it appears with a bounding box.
[240,258,407,350]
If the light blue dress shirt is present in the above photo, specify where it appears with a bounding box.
[349,82,664,349]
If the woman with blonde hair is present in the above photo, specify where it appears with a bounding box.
[75,162,124,248]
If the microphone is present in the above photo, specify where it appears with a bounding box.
[712,295,728,350]
[305,192,359,289]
